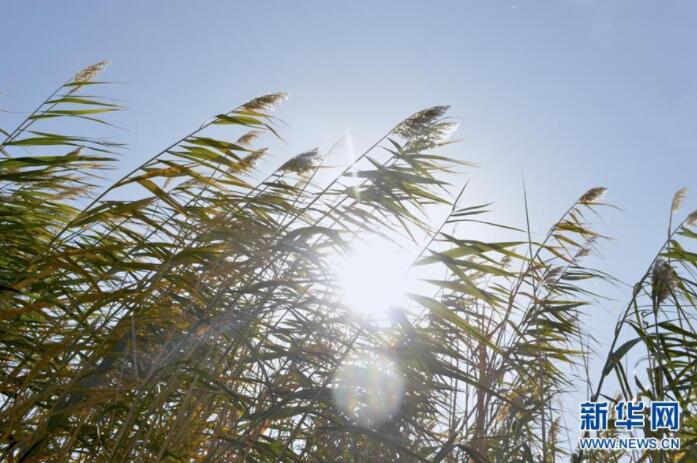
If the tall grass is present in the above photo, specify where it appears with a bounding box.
[1,62,695,462]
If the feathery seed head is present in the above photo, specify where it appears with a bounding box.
[575,237,597,259]
[651,259,676,304]
[686,209,697,227]
[433,121,459,141]
[394,106,458,151]
[579,187,607,205]
[237,149,266,172]
[242,93,288,112]
[543,266,564,286]
[575,247,591,258]
[236,130,263,147]
[671,187,688,213]
[401,106,450,128]
[394,106,450,139]
[279,148,321,174]
[72,60,110,82]
[65,146,85,157]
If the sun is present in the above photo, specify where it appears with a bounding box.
[335,237,414,317]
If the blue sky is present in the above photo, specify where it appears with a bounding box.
[2,1,696,368]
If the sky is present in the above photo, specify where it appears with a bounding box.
[2,0,697,403]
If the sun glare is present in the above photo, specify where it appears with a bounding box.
[335,238,414,317]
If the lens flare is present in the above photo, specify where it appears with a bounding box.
[331,353,404,426]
